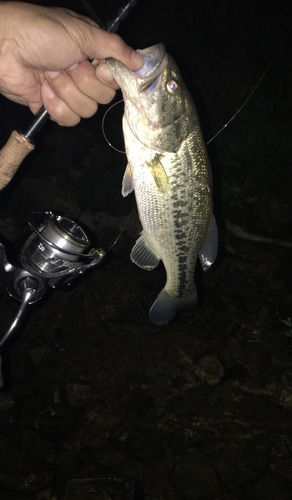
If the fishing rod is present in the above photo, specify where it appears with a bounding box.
[0,0,141,389]
[0,0,140,190]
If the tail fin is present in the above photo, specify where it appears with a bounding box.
[149,288,197,325]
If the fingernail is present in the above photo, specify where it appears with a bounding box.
[46,70,60,79]
[131,50,144,67]
[67,63,78,71]
[96,65,114,82]
[42,81,55,99]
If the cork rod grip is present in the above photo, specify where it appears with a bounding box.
[0,130,35,190]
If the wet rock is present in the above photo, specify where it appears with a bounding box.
[240,475,291,500]
[127,389,155,417]
[228,363,252,381]
[93,450,127,467]
[270,458,292,482]
[29,347,55,368]
[169,429,199,454]
[0,454,54,492]
[171,374,189,388]
[13,383,34,399]
[194,354,225,385]
[64,478,137,500]
[39,405,84,440]
[0,217,20,238]
[63,382,92,407]
[238,288,264,313]
[278,381,292,411]
[127,430,166,464]
[170,387,212,416]
[213,452,245,489]
[62,290,86,332]
[0,427,55,466]
[10,428,40,456]
[237,394,292,433]
[241,434,271,473]
[35,487,57,500]
[172,452,220,499]
[55,451,78,474]
[0,392,14,425]
[20,394,53,420]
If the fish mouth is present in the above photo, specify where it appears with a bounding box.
[134,44,167,92]
[106,44,168,94]
[106,44,178,152]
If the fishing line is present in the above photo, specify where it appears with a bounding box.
[102,100,126,153]
[102,100,131,253]
[101,22,291,252]
[104,22,291,150]
[105,207,135,254]
[206,22,292,145]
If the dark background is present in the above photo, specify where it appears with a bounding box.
[0,1,292,499]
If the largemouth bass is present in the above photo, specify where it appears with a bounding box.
[107,44,218,325]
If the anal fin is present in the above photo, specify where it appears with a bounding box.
[130,232,160,270]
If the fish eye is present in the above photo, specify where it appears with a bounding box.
[166,79,180,94]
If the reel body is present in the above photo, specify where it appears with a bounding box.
[0,211,105,386]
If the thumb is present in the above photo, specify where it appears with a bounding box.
[81,27,144,71]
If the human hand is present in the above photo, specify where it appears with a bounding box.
[0,2,144,126]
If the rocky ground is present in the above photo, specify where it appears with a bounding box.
[0,0,292,499]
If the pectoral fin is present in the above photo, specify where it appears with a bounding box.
[130,231,161,270]
[199,213,218,271]
[122,164,134,197]
[147,155,169,194]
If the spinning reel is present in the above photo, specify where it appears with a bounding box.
[0,211,105,386]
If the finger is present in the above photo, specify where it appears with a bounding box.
[45,69,98,119]
[95,62,120,90]
[41,81,81,126]
[83,29,144,72]
[67,60,117,102]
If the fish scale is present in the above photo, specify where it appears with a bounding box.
[125,123,212,297]
[107,43,218,325]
